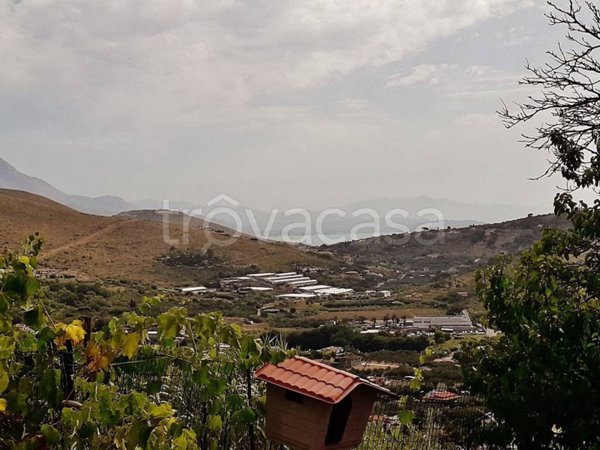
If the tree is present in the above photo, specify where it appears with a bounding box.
[463,2,600,449]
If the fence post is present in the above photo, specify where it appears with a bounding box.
[83,317,92,346]
[61,340,75,401]
[247,368,256,450]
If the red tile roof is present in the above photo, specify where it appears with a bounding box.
[424,390,460,402]
[255,356,392,404]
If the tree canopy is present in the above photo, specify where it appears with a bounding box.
[464,2,600,448]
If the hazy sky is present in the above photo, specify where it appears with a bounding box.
[0,0,573,210]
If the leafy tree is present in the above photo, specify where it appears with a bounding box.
[463,2,600,449]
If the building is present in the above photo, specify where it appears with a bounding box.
[299,285,331,292]
[179,286,208,295]
[314,287,355,298]
[238,286,273,294]
[255,356,393,450]
[287,279,318,288]
[276,293,317,300]
[411,310,474,331]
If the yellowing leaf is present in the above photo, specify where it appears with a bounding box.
[85,342,114,373]
[122,333,140,359]
[65,320,86,345]
[85,342,100,360]
[149,403,173,419]
[54,320,86,346]
[0,398,6,412]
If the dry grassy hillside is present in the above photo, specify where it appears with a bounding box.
[0,189,337,285]
[324,213,570,276]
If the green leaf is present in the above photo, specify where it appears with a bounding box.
[0,368,8,394]
[24,277,41,298]
[41,424,61,443]
[398,410,414,425]
[149,403,173,419]
[236,407,257,425]
[122,333,140,359]
[127,419,152,448]
[0,336,16,360]
[207,415,222,432]
[157,311,182,342]
[193,366,210,386]
[23,306,43,328]
[39,369,62,408]
[0,294,9,314]
[77,422,96,439]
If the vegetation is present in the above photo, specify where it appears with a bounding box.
[0,235,291,449]
[286,325,430,353]
[463,2,600,448]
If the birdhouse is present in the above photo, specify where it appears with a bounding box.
[255,356,393,450]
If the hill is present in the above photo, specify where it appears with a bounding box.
[322,213,569,286]
[132,197,550,245]
[0,157,133,215]
[116,209,238,236]
[0,189,337,285]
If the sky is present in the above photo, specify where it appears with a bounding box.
[0,0,575,210]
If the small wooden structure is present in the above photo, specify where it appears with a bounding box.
[255,356,393,450]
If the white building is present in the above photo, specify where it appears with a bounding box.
[180,286,208,294]
[314,287,355,298]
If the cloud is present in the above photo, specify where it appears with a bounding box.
[0,0,553,211]
[386,64,458,87]
[0,0,534,131]
[386,63,527,100]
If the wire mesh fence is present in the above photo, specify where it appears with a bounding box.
[358,379,492,450]
[112,359,503,450]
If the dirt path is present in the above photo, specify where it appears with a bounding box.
[41,221,123,259]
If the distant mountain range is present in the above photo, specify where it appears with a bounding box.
[0,157,134,215]
[0,156,550,243]
[133,197,549,245]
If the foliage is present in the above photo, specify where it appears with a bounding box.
[464,2,600,449]
[0,235,292,449]
[286,324,430,353]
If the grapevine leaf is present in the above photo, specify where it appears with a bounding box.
[149,403,173,419]
[207,415,223,432]
[122,333,140,359]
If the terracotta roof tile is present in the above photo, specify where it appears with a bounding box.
[255,356,393,404]
[424,390,461,402]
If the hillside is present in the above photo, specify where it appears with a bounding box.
[323,213,569,285]
[0,189,337,285]
[116,209,238,236]
[0,157,133,215]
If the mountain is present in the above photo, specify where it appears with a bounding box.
[133,196,549,246]
[0,157,133,215]
[1,155,552,243]
[0,189,336,285]
[336,196,548,224]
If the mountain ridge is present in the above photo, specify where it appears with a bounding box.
[0,156,551,238]
[0,157,134,215]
